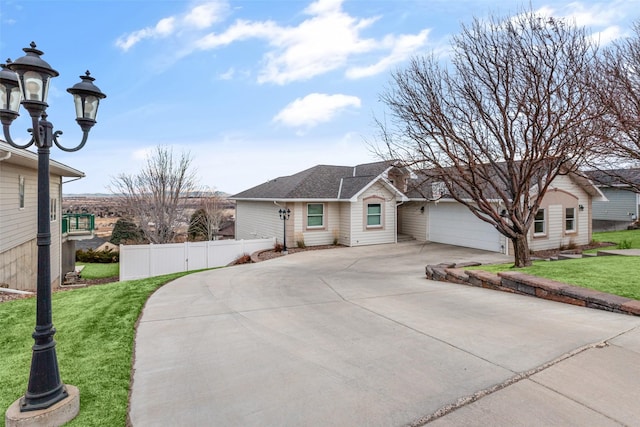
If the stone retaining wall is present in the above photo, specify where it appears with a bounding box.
[426,263,640,317]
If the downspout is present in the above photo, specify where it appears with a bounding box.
[395,200,405,243]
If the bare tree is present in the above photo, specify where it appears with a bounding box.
[587,22,640,189]
[188,188,229,241]
[378,11,604,267]
[110,146,198,244]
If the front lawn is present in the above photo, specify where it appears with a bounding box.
[473,255,640,300]
[591,228,640,250]
[0,271,192,427]
[76,262,119,279]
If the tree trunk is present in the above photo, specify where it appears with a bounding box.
[512,235,532,267]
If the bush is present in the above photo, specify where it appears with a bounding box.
[232,253,252,265]
[274,242,284,253]
[110,218,145,245]
[618,239,632,250]
[76,248,119,263]
[295,232,306,249]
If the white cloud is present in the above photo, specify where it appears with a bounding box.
[273,93,361,128]
[256,7,379,84]
[184,3,223,29]
[195,19,279,49]
[116,1,228,51]
[218,67,235,80]
[591,25,625,45]
[192,0,430,84]
[534,1,632,45]
[347,29,430,79]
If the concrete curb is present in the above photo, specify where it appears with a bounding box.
[426,263,640,317]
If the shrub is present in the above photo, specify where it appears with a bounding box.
[618,239,632,250]
[232,253,252,265]
[295,232,306,249]
[76,248,119,263]
[110,218,145,245]
[274,242,284,253]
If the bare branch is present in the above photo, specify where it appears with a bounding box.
[378,10,602,267]
[109,146,198,244]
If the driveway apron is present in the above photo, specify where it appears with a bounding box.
[128,242,640,426]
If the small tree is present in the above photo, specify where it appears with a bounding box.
[110,218,145,245]
[187,189,228,241]
[110,146,198,244]
[378,11,604,267]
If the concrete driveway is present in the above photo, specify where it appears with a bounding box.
[129,242,640,426]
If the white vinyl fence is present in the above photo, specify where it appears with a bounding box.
[119,238,275,281]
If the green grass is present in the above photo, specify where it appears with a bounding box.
[76,262,119,279]
[0,271,192,427]
[470,256,640,300]
[590,229,640,251]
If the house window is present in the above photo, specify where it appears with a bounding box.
[534,209,545,235]
[367,203,382,227]
[565,207,576,232]
[307,203,324,228]
[19,176,25,208]
[50,198,58,222]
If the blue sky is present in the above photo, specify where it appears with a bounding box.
[1,0,638,194]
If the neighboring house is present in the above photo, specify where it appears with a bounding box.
[76,236,119,253]
[217,219,235,240]
[585,168,640,231]
[232,161,605,255]
[0,141,89,291]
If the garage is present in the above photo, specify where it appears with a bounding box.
[429,202,504,252]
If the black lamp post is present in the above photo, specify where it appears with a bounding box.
[278,208,290,252]
[0,42,106,413]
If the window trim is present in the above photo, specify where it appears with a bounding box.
[366,202,382,228]
[565,207,576,233]
[50,197,58,222]
[533,208,546,236]
[306,203,325,230]
[363,196,385,231]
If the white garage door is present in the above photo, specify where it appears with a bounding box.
[429,203,503,252]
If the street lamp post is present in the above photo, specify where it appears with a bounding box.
[1,42,106,420]
[278,208,290,253]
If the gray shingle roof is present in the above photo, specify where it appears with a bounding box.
[584,168,640,187]
[232,160,396,200]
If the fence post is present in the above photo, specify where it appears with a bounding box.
[184,241,189,272]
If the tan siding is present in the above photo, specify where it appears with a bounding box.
[0,163,37,252]
[338,202,351,246]
[530,175,591,251]
[300,202,341,247]
[0,162,64,289]
[398,201,427,241]
[235,201,281,241]
[351,183,396,246]
[0,239,37,290]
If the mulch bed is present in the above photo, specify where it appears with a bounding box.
[254,245,344,262]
